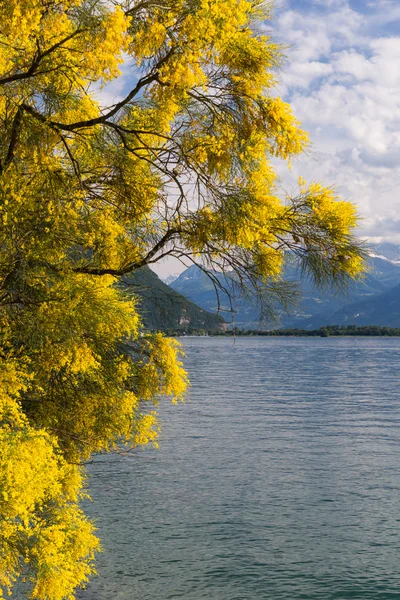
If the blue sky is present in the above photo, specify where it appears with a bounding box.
[270,0,400,245]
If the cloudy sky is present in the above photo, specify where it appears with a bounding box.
[99,0,399,275]
[271,0,400,244]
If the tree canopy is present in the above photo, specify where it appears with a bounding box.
[0,1,364,598]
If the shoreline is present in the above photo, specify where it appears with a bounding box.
[161,325,400,338]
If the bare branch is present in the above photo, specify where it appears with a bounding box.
[73,228,180,276]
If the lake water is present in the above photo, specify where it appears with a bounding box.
[79,337,400,600]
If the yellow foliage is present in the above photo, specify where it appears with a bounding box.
[0,0,364,598]
[0,408,99,599]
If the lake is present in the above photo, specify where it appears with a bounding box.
[79,337,400,600]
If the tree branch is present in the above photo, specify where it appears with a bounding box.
[20,48,175,133]
[0,106,23,173]
[0,30,85,86]
[73,228,180,276]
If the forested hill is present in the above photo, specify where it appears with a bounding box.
[120,267,224,332]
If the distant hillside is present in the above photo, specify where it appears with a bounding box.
[170,245,400,329]
[293,246,400,329]
[120,267,224,332]
[370,242,400,264]
[367,254,400,289]
[300,283,400,329]
[170,265,260,326]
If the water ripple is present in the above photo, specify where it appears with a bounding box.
[80,338,400,600]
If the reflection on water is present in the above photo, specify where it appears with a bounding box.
[79,337,400,600]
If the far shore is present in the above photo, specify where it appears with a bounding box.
[161,325,400,338]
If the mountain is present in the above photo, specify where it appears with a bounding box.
[302,283,400,329]
[295,247,400,329]
[162,273,180,285]
[170,246,400,329]
[120,267,225,332]
[170,265,260,326]
[369,242,400,264]
[367,254,400,289]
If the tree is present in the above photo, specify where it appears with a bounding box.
[0,1,363,598]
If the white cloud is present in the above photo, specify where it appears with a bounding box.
[272,0,400,243]
[280,60,333,89]
[365,1,400,26]
[332,50,373,80]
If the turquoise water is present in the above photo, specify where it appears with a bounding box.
[80,337,400,600]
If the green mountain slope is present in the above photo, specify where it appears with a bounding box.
[120,267,224,332]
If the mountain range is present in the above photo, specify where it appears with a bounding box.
[168,244,400,330]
